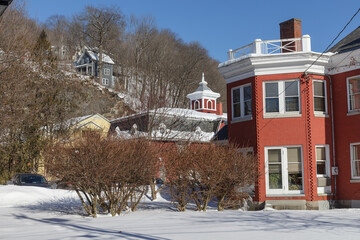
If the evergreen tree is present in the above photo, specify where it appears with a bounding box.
[33,29,56,66]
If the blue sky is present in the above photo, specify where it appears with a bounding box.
[26,0,360,62]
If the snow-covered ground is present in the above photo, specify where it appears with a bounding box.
[1,185,360,239]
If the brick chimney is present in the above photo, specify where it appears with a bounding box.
[216,102,223,115]
[279,18,302,52]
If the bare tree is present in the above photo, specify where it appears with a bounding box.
[0,3,86,183]
[76,5,125,83]
[45,15,70,60]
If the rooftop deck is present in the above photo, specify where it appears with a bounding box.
[227,35,312,61]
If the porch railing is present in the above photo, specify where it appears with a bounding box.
[227,35,311,60]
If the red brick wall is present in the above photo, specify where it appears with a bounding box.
[279,18,302,52]
[227,73,334,202]
[331,69,360,200]
[279,18,302,39]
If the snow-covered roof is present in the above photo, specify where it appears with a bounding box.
[66,113,109,129]
[76,48,115,65]
[112,107,226,122]
[186,73,220,100]
[114,125,215,143]
[110,107,227,143]
[87,50,114,65]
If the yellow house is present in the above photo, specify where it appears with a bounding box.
[39,113,111,177]
[69,113,111,139]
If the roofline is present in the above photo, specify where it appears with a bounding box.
[74,113,110,125]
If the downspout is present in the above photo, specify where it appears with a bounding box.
[326,74,337,199]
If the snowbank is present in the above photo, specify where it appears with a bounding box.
[0,185,78,208]
[1,185,360,239]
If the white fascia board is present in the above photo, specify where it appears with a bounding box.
[327,49,360,75]
[218,58,255,84]
[186,91,220,100]
[219,52,331,84]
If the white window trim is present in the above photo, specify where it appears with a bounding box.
[194,100,200,110]
[313,79,328,116]
[315,145,331,178]
[207,100,213,110]
[104,68,111,76]
[315,145,331,194]
[265,145,304,195]
[263,79,301,118]
[350,143,360,180]
[102,78,109,85]
[347,75,360,113]
[231,83,252,121]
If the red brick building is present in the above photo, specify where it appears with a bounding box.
[218,19,360,209]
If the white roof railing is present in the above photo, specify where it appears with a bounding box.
[227,35,311,60]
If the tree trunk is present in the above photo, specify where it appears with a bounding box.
[99,45,103,85]
[150,182,157,200]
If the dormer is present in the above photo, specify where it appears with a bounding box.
[186,73,220,114]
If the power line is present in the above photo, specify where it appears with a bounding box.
[304,7,360,73]
[234,8,360,128]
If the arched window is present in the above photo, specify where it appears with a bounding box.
[194,100,200,109]
[207,100,213,109]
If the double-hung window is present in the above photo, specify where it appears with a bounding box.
[104,68,111,76]
[264,80,300,116]
[313,80,327,115]
[232,84,252,120]
[351,143,360,179]
[347,76,360,112]
[102,78,109,85]
[265,146,303,195]
[315,145,331,193]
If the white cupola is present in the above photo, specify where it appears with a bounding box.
[186,73,220,114]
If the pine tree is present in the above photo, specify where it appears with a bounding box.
[33,29,56,66]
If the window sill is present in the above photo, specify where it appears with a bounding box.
[317,193,333,197]
[266,194,305,197]
[350,179,360,183]
[263,113,301,119]
[347,111,360,116]
[314,112,329,118]
[231,116,252,124]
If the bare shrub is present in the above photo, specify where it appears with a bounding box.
[163,143,257,212]
[213,144,258,211]
[44,133,157,217]
[163,144,193,211]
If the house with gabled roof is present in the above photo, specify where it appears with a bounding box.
[218,18,360,209]
[69,113,111,140]
[74,47,115,88]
